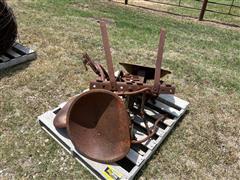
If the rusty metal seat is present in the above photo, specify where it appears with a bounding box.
[66,89,131,163]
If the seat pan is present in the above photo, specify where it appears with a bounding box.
[66,89,131,163]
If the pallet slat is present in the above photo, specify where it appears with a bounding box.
[126,149,144,166]
[6,49,21,58]
[147,100,182,117]
[0,55,10,62]
[13,43,34,54]
[0,43,37,70]
[159,94,189,109]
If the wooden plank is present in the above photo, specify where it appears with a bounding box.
[13,43,34,54]
[0,43,36,70]
[131,146,146,156]
[159,94,189,109]
[58,102,67,108]
[0,53,37,71]
[163,118,175,127]
[6,49,21,58]
[126,149,144,166]
[0,55,10,62]
[147,100,181,117]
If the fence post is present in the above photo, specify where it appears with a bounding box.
[228,0,235,14]
[178,0,182,6]
[199,0,208,21]
[125,0,128,5]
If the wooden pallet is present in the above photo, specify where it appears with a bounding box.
[38,93,189,180]
[0,43,37,70]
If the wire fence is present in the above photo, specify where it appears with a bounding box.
[123,0,240,21]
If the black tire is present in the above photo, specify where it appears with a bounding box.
[0,0,17,54]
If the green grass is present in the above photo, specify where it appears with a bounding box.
[1,0,240,179]
[118,0,240,25]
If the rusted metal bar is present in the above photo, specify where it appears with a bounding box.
[89,24,175,96]
[153,29,166,95]
[53,22,177,163]
[199,0,208,21]
[82,53,100,74]
[90,81,175,94]
[99,21,117,90]
[82,53,109,81]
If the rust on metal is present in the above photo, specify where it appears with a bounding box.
[53,97,76,128]
[87,21,174,97]
[100,20,117,90]
[66,89,131,163]
[90,81,175,95]
[119,62,171,80]
[153,29,166,95]
[53,20,176,163]
[82,53,109,81]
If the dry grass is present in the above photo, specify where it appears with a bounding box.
[114,0,240,27]
[1,0,239,179]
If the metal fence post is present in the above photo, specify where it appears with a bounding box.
[228,0,235,14]
[199,0,208,21]
[178,0,182,6]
